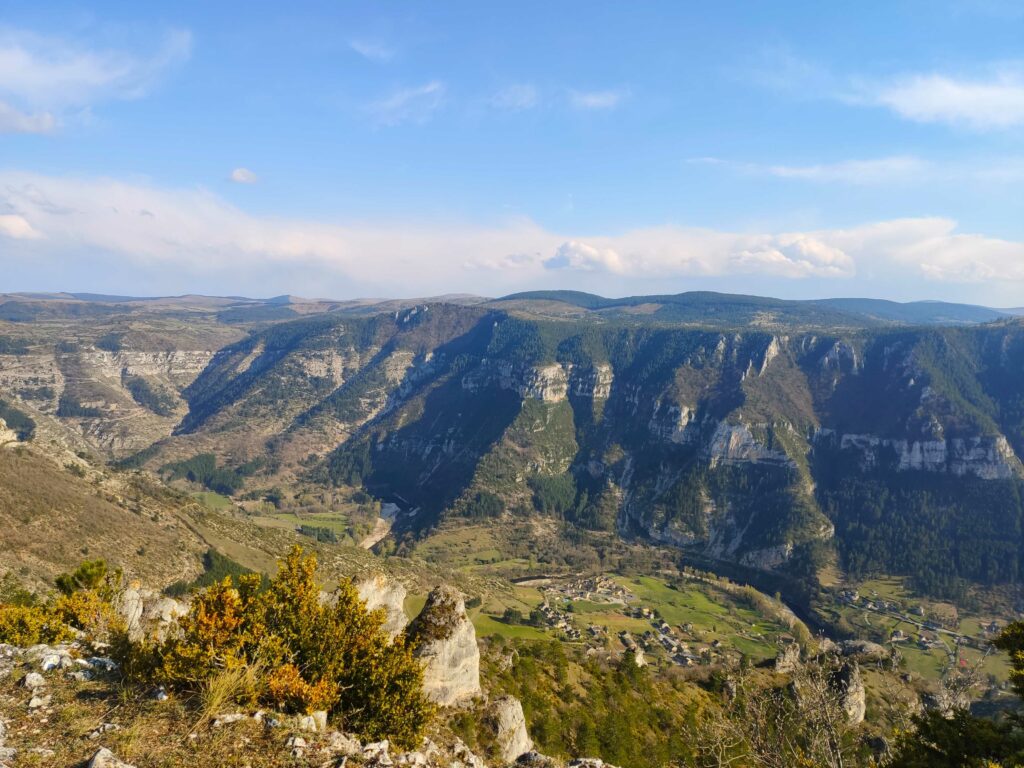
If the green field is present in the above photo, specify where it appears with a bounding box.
[193,491,234,510]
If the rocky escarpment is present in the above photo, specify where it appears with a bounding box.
[407,585,482,706]
[814,430,1021,480]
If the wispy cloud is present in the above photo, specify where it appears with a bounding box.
[0,26,191,133]
[690,155,931,185]
[367,80,445,125]
[349,39,394,63]
[3,171,1024,298]
[754,49,1024,131]
[0,100,55,135]
[858,67,1024,130]
[489,84,538,111]
[569,89,627,110]
[229,167,258,184]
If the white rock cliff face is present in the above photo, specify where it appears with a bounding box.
[408,586,481,706]
[818,430,1022,480]
[355,573,408,639]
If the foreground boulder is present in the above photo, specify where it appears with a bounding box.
[485,695,533,763]
[407,585,481,706]
[356,572,409,638]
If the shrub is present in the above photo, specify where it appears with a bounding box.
[55,559,111,596]
[117,546,433,747]
[0,604,74,646]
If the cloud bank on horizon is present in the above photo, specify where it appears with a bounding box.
[2,170,1022,303]
[0,3,1022,304]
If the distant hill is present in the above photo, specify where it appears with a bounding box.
[497,290,1013,327]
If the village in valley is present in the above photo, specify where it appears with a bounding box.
[504,572,786,670]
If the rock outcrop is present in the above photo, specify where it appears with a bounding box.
[407,585,481,706]
[0,418,18,447]
[114,587,187,641]
[834,661,866,725]
[485,695,533,763]
[356,572,409,638]
[773,642,801,674]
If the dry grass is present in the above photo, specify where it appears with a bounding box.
[0,667,302,767]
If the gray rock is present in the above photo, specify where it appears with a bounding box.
[325,731,362,756]
[356,573,409,638]
[364,739,393,766]
[774,643,801,674]
[28,694,51,710]
[407,586,481,706]
[516,752,558,768]
[0,746,17,763]
[212,713,247,727]
[88,747,137,768]
[835,662,866,725]
[89,723,121,740]
[838,640,887,662]
[452,738,486,768]
[297,710,328,732]
[485,695,533,763]
[21,672,45,690]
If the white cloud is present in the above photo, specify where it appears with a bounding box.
[2,171,1023,297]
[0,213,40,239]
[569,89,626,110]
[753,49,1024,132]
[367,81,445,125]
[0,26,190,131]
[865,68,1024,130]
[349,39,394,63]
[489,84,538,111]
[547,241,625,273]
[0,100,55,134]
[230,167,258,184]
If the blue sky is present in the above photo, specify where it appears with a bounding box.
[1,1,1023,303]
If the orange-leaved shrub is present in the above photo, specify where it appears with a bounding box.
[115,545,433,748]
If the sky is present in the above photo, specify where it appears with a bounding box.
[0,1,1023,305]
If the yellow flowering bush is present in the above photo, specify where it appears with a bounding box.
[117,546,434,748]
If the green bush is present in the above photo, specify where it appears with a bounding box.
[117,546,433,748]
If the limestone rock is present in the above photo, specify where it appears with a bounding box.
[407,586,481,706]
[835,662,866,725]
[88,747,137,768]
[325,731,362,756]
[114,587,145,637]
[356,572,409,638]
[485,695,532,763]
[838,640,887,662]
[21,672,45,690]
[516,752,558,768]
[774,643,801,674]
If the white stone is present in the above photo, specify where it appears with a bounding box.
[21,672,45,690]
[486,695,533,763]
[408,586,481,706]
[88,747,137,768]
[355,573,409,638]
